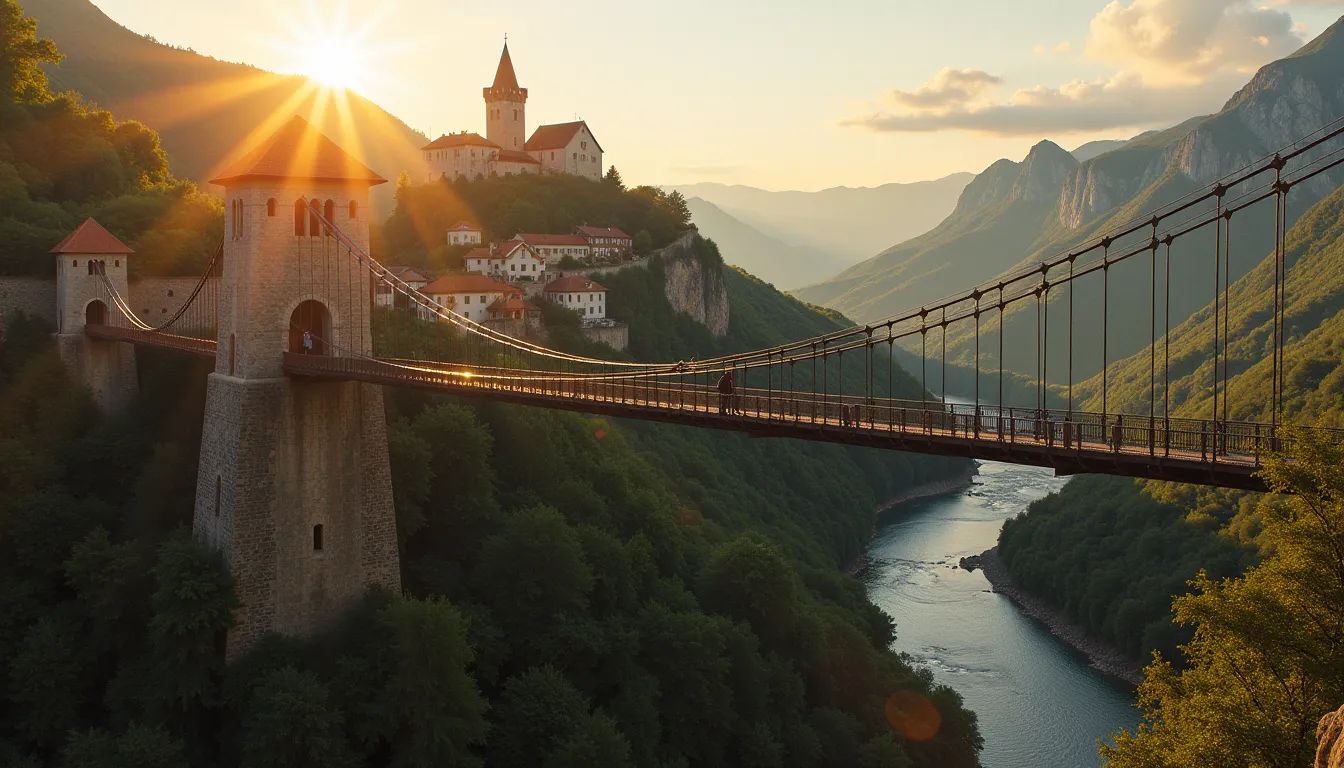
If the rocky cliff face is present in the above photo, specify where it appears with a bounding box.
[1059,17,1344,229]
[656,229,729,336]
[1319,704,1344,768]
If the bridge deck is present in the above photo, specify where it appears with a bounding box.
[283,353,1279,492]
[86,324,217,358]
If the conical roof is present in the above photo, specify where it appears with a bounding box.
[491,44,520,91]
[208,115,387,187]
[50,218,134,255]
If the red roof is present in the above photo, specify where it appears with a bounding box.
[546,276,607,292]
[489,44,523,92]
[449,221,481,231]
[422,132,499,151]
[514,233,589,247]
[497,149,541,165]
[50,219,134,255]
[423,274,522,295]
[576,226,631,240]
[488,295,535,314]
[388,265,432,283]
[525,121,602,152]
[209,116,386,187]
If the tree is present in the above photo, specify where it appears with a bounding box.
[700,534,798,649]
[145,533,236,713]
[60,724,187,768]
[378,596,489,768]
[7,616,90,751]
[241,667,356,768]
[473,505,593,639]
[633,230,653,255]
[665,190,692,228]
[489,666,591,768]
[547,711,633,768]
[0,0,60,104]
[1101,429,1344,767]
[603,166,624,190]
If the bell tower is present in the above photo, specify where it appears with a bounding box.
[193,116,401,658]
[484,42,528,151]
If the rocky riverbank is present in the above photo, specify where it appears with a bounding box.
[845,465,980,576]
[976,546,1143,686]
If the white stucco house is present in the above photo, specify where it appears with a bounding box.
[545,276,607,321]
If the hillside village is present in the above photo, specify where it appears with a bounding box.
[386,44,638,349]
[378,221,634,349]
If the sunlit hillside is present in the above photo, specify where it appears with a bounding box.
[24,0,427,212]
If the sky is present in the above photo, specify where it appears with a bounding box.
[90,0,1344,191]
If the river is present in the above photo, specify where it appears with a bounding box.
[864,461,1138,768]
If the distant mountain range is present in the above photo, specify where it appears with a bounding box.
[796,15,1344,389]
[24,0,428,213]
[684,198,847,289]
[669,175,972,266]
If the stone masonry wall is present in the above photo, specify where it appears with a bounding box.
[581,322,629,351]
[0,278,57,327]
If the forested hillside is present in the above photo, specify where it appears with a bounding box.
[22,0,427,212]
[0,1,219,278]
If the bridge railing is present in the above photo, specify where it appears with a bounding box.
[283,353,1344,469]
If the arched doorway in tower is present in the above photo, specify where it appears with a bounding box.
[289,300,331,355]
[85,299,107,326]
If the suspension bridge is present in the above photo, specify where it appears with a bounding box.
[79,116,1344,499]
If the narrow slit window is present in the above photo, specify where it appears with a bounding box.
[348,200,358,219]
[267,198,277,217]
[294,199,307,236]
[312,524,324,551]
[214,476,221,517]
[323,199,335,232]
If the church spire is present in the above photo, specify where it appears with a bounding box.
[491,42,521,92]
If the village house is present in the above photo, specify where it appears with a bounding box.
[422,273,526,323]
[464,241,546,279]
[525,122,603,181]
[422,44,604,183]
[374,266,432,309]
[545,276,607,321]
[512,233,591,264]
[577,226,632,259]
[447,222,483,246]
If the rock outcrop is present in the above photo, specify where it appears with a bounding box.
[656,228,729,336]
[1319,704,1344,768]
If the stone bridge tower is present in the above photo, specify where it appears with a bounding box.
[193,116,400,657]
[51,219,138,410]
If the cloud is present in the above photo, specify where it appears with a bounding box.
[843,0,1309,137]
[843,71,1235,135]
[1087,0,1302,84]
[884,68,1001,110]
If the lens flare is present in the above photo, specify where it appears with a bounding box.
[885,690,942,742]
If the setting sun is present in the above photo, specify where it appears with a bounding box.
[298,35,365,91]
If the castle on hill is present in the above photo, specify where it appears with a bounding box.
[422,44,604,183]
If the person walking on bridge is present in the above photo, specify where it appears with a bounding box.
[302,330,314,355]
[717,369,734,415]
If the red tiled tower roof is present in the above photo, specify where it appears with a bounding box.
[50,218,134,255]
[209,115,387,187]
[483,44,527,103]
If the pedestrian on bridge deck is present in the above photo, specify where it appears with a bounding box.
[717,370,734,415]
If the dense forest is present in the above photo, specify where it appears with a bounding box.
[0,0,219,278]
[0,5,982,765]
